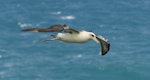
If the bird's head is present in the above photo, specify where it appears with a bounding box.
[89,32,99,43]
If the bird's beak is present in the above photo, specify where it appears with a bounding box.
[93,36,100,43]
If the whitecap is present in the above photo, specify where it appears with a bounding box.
[0,55,2,59]
[60,15,75,20]
[51,11,61,15]
[0,71,5,76]
[98,24,105,28]
[18,22,32,28]
[76,54,82,58]
[4,63,14,68]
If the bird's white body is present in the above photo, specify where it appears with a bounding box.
[55,31,99,43]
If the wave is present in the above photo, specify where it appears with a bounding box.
[51,11,62,15]
[60,15,75,20]
[18,22,40,28]
[18,22,33,28]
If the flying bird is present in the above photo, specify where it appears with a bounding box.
[22,24,110,56]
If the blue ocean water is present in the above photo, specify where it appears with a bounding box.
[0,0,150,80]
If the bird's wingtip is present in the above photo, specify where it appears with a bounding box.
[101,43,110,56]
[96,35,110,56]
[22,28,39,32]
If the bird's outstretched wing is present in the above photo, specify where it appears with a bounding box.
[22,24,79,34]
[96,35,110,56]
[63,26,79,34]
[22,24,67,32]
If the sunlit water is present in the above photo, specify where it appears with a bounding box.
[0,0,150,80]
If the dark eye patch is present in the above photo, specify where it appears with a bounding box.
[91,34,95,37]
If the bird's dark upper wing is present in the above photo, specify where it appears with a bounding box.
[47,24,67,32]
[63,26,79,34]
[22,24,80,34]
[22,28,53,32]
[22,24,67,32]
[96,35,110,56]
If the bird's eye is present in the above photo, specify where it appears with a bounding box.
[91,34,95,37]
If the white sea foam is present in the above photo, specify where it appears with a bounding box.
[18,22,32,28]
[0,71,5,76]
[60,15,75,20]
[0,55,2,59]
[51,11,61,15]
[98,24,105,28]
[76,54,82,58]
[4,63,14,68]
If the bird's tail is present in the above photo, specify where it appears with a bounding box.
[43,35,58,42]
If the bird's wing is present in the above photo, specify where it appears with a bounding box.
[64,26,79,34]
[22,24,67,32]
[96,35,110,56]
[22,28,52,32]
[47,24,67,32]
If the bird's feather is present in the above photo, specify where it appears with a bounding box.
[22,24,67,32]
[96,35,110,56]
[64,27,79,34]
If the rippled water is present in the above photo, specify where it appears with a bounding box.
[0,0,150,80]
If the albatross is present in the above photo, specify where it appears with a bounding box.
[22,24,110,56]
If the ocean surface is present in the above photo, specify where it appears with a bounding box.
[0,0,150,80]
